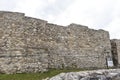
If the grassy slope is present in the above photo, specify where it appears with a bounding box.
[0,69,84,80]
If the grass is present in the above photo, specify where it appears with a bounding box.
[0,69,84,80]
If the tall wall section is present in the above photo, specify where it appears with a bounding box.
[111,39,120,66]
[0,11,112,74]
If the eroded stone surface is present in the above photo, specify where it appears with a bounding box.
[111,39,120,66]
[49,69,120,80]
[0,11,112,74]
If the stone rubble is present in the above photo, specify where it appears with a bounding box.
[49,69,120,80]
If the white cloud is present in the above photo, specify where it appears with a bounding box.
[13,0,47,18]
[0,0,17,10]
[47,0,56,3]
[53,0,116,28]
[104,0,120,39]
[104,18,120,39]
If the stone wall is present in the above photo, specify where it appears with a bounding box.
[0,11,48,73]
[111,39,120,66]
[47,24,111,69]
[0,11,112,74]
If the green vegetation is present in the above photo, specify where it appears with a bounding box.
[0,69,83,80]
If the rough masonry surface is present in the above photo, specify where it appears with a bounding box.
[0,11,112,74]
[49,69,120,80]
[111,39,120,66]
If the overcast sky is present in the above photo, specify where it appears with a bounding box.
[0,0,120,39]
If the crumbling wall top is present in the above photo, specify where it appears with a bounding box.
[0,11,25,20]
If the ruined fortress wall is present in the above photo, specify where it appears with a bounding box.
[111,39,120,66]
[0,11,112,74]
[46,24,112,69]
[0,11,48,73]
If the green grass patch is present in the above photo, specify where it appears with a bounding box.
[0,69,84,80]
